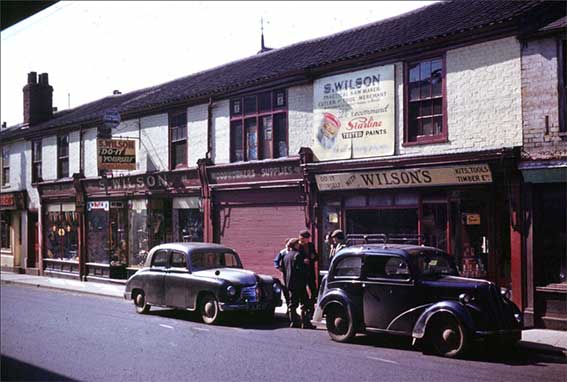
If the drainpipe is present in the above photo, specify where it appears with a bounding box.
[206,97,213,160]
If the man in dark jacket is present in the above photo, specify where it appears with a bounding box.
[299,230,318,329]
[281,238,307,328]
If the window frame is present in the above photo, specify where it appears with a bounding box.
[403,55,448,146]
[57,134,69,179]
[229,89,288,162]
[0,211,10,249]
[32,139,42,184]
[332,255,362,279]
[362,254,412,283]
[1,146,9,187]
[168,110,188,170]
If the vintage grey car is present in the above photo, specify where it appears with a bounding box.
[124,242,282,324]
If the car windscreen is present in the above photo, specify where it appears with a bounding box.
[190,251,241,271]
[408,250,458,277]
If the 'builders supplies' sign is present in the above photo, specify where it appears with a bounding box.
[97,139,136,171]
[312,64,395,161]
[315,164,493,191]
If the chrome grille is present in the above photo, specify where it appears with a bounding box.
[240,286,257,302]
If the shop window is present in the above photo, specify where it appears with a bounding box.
[1,146,9,187]
[405,57,446,144]
[321,202,341,270]
[169,111,187,169]
[0,211,11,249]
[346,208,418,236]
[148,199,172,249]
[129,200,149,267]
[32,140,42,183]
[44,206,79,260]
[86,204,110,264]
[57,135,69,179]
[230,89,287,162]
[178,209,203,242]
[421,203,448,252]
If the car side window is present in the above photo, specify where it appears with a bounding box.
[170,252,187,269]
[365,255,410,280]
[151,250,169,268]
[334,256,362,278]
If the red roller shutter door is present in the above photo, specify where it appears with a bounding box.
[218,204,306,278]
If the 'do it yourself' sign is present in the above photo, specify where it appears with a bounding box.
[97,138,136,171]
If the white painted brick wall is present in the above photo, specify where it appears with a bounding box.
[288,84,314,156]
[22,141,39,209]
[400,36,523,157]
[187,104,208,166]
[83,127,99,178]
[42,136,57,180]
[69,130,81,176]
[140,113,169,172]
[212,100,230,164]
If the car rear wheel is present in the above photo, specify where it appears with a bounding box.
[199,294,220,325]
[427,314,468,358]
[134,291,150,314]
[325,304,355,342]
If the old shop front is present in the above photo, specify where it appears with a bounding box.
[207,158,307,278]
[81,170,203,281]
[0,191,27,272]
[305,149,519,291]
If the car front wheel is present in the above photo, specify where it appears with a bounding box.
[134,291,150,314]
[199,294,220,325]
[325,303,355,342]
[427,314,468,358]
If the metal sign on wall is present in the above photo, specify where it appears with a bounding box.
[97,138,136,171]
[312,64,395,161]
[315,164,493,191]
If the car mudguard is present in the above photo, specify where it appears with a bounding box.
[314,288,361,329]
[412,300,475,339]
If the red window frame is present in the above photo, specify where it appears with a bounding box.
[229,89,288,162]
[403,55,448,146]
[32,139,42,184]
[169,110,188,170]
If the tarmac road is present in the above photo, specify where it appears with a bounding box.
[1,283,566,382]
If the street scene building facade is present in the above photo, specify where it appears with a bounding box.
[1,1,565,329]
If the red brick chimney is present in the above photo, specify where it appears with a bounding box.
[23,72,53,125]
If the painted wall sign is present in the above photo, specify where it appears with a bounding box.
[97,139,136,171]
[315,164,493,191]
[312,64,395,161]
[209,165,301,184]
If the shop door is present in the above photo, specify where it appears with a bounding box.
[217,204,306,278]
[346,209,418,237]
[27,212,38,268]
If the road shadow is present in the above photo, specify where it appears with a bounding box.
[1,354,76,381]
[146,307,291,330]
[347,333,567,366]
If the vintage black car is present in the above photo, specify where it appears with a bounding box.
[124,243,282,324]
[313,243,523,357]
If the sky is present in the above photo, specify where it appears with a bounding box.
[1,1,436,127]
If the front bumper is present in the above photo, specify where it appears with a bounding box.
[219,300,279,312]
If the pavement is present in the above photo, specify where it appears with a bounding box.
[2,271,566,358]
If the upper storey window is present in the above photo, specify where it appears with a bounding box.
[169,111,187,169]
[1,146,9,187]
[57,134,69,179]
[32,140,42,184]
[405,57,447,144]
[230,89,288,162]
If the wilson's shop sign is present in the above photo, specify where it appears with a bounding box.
[312,64,395,161]
[315,164,493,191]
[97,138,136,171]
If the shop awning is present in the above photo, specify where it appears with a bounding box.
[519,161,567,184]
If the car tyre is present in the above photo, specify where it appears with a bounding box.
[427,314,468,358]
[200,294,220,325]
[134,291,150,314]
[325,304,355,342]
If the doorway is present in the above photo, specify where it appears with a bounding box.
[27,212,38,268]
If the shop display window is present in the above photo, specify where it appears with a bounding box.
[178,209,203,242]
[421,203,448,251]
[129,202,149,268]
[148,199,172,249]
[44,208,79,260]
[86,207,109,264]
[0,211,11,249]
[321,202,341,270]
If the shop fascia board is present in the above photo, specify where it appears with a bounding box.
[303,148,519,174]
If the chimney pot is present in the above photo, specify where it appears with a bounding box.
[113,90,121,95]
[39,73,49,85]
[1,122,6,129]
[28,72,37,84]
[52,107,58,112]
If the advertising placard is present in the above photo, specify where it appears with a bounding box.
[312,64,395,161]
[97,138,136,171]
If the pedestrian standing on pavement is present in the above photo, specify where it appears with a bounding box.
[274,238,294,306]
[298,230,318,328]
[281,238,308,328]
[328,229,347,262]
